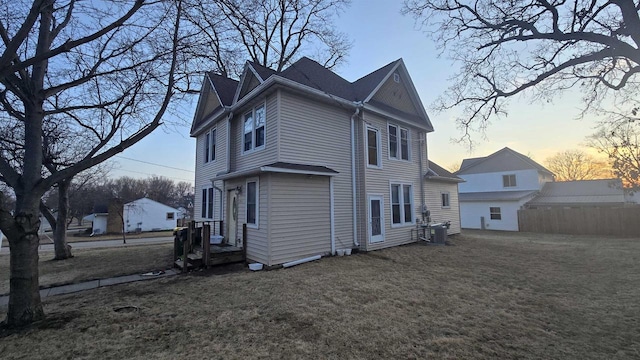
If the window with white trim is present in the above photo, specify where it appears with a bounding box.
[367,126,381,167]
[246,179,258,227]
[204,128,216,163]
[391,183,414,225]
[503,174,516,187]
[441,192,450,208]
[201,187,214,219]
[388,124,409,161]
[243,104,265,153]
[490,207,501,220]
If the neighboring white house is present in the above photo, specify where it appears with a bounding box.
[456,147,555,231]
[424,160,464,234]
[191,57,436,266]
[525,179,626,208]
[123,198,179,232]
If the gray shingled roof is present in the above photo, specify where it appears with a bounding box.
[459,190,538,202]
[457,147,554,176]
[527,179,625,207]
[425,161,464,183]
[208,72,238,106]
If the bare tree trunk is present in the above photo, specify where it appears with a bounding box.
[6,207,44,326]
[53,179,72,260]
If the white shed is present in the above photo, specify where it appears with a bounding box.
[123,198,179,232]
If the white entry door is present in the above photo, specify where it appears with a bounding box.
[227,191,238,246]
[368,195,384,243]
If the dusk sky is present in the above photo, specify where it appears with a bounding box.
[107,0,602,183]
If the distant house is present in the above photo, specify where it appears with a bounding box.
[424,161,464,234]
[82,204,109,235]
[84,198,179,234]
[526,179,625,208]
[124,198,179,232]
[456,147,555,231]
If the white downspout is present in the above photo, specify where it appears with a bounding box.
[351,104,362,247]
[226,111,233,173]
[419,132,426,223]
[330,177,335,255]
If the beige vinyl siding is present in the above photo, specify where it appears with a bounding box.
[194,120,228,222]
[371,73,419,116]
[238,72,261,100]
[225,176,269,264]
[269,173,331,265]
[278,91,354,250]
[362,111,426,251]
[230,94,278,172]
[425,181,461,234]
[195,82,221,121]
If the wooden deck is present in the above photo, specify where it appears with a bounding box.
[174,221,246,271]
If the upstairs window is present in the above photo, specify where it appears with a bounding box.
[367,126,381,168]
[205,132,210,163]
[388,124,409,161]
[204,129,216,163]
[441,192,450,208]
[210,129,216,161]
[503,174,517,187]
[243,104,265,153]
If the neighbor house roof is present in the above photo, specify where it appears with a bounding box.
[457,147,554,176]
[425,161,464,183]
[191,57,433,136]
[459,190,538,202]
[526,179,625,207]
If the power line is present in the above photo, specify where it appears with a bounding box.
[115,155,194,173]
[114,168,194,183]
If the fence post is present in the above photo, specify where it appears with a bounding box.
[202,224,210,268]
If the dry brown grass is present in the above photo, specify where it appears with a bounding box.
[0,244,174,295]
[1,231,639,359]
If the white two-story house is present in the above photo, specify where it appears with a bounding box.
[191,57,435,266]
[456,147,554,231]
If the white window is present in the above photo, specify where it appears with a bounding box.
[166,212,175,220]
[243,104,265,153]
[503,174,516,187]
[388,124,409,161]
[490,207,501,220]
[441,192,450,208]
[201,187,214,219]
[367,126,381,168]
[391,183,414,226]
[204,128,216,163]
[246,179,258,227]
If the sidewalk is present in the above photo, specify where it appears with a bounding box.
[0,236,173,254]
[0,269,178,308]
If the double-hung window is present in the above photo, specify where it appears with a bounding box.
[388,124,409,161]
[490,207,501,220]
[503,174,516,187]
[367,126,381,168]
[246,179,258,227]
[204,129,216,163]
[243,104,265,153]
[391,183,414,225]
[201,187,214,219]
[441,192,450,208]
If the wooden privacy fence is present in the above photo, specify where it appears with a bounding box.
[518,207,640,237]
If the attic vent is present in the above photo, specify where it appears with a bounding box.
[393,73,400,83]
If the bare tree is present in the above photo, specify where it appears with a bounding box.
[545,149,610,181]
[588,123,640,190]
[0,0,184,327]
[186,0,352,75]
[403,1,640,142]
